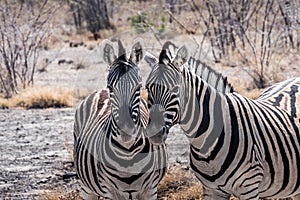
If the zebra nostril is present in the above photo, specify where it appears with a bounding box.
[162,126,169,141]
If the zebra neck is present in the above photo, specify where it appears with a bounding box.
[180,71,229,158]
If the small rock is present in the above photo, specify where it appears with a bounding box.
[37,178,48,184]
[182,165,190,170]
[69,41,84,48]
[176,157,188,164]
[62,172,77,180]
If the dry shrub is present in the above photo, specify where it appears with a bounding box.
[44,35,63,49]
[12,87,74,109]
[43,192,62,200]
[218,46,295,92]
[102,29,115,39]
[59,190,82,200]
[0,98,10,109]
[158,166,203,200]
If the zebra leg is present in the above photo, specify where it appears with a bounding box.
[98,187,120,200]
[136,188,157,200]
[202,187,230,200]
[81,185,99,200]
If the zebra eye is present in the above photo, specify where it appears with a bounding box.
[130,107,139,122]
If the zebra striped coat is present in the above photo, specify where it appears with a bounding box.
[144,41,300,199]
[74,40,167,200]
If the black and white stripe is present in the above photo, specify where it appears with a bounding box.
[74,40,167,200]
[145,41,300,199]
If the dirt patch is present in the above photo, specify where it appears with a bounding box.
[0,108,191,199]
[0,108,78,199]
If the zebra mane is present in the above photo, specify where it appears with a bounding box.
[144,48,234,94]
[157,40,234,94]
[188,57,234,94]
[97,89,110,113]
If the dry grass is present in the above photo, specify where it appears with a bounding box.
[43,166,203,200]
[0,87,74,109]
[158,166,203,200]
[0,98,10,109]
[42,190,82,200]
[14,87,74,109]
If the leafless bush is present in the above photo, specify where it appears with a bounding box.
[0,0,61,98]
[189,0,300,88]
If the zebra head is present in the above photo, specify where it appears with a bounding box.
[145,41,188,144]
[102,39,144,143]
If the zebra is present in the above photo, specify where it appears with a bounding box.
[144,41,300,199]
[73,40,167,200]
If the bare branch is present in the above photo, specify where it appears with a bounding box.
[0,0,60,97]
[165,9,196,35]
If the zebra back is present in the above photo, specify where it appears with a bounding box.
[257,77,300,120]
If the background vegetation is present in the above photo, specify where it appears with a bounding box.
[0,0,62,98]
[0,0,299,103]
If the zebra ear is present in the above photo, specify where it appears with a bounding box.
[129,38,144,65]
[172,45,188,69]
[159,41,177,65]
[144,52,158,69]
[101,39,116,66]
[162,41,177,60]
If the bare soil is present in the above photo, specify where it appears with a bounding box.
[0,108,79,199]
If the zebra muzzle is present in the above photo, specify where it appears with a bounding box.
[145,104,168,144]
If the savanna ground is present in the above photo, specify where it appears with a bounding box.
[1,1,300,199]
